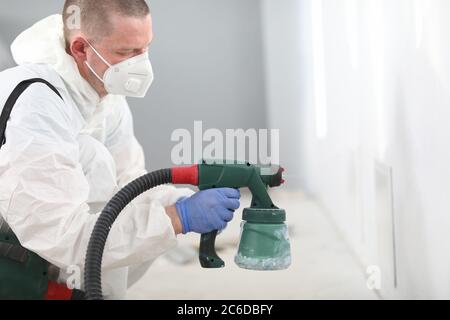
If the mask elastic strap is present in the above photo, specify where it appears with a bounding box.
[85,39,112,68]
[84,61,105,83]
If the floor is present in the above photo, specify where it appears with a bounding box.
[127,190,378,300]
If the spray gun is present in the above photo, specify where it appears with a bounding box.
[84,161,291,300]
[173,161,291,270]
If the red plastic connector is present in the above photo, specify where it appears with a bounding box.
[171,165,199,186]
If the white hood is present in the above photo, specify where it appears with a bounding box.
[10,14,119,120]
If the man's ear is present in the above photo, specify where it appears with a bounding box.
[70,37,88,63]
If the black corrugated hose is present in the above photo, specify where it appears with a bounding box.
[84,169,172,300]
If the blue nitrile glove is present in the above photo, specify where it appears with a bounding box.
[175,188,241,234]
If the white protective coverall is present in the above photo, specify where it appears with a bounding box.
[0,15,194,299]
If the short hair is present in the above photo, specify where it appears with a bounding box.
[63,0,150,47]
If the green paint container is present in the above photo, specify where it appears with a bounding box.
[235,208,291,271]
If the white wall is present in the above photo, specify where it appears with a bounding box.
[261,0,305,188]
[263,0,450,299]
[0,38,10,70]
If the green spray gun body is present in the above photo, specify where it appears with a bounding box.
[173,161,291,270]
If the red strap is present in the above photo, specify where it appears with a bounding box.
[45,281,73,300]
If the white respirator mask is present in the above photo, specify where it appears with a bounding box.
[84,40,154,98]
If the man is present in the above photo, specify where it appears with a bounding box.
[0,0,240,299]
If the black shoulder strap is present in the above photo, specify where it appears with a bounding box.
[0,78,63,148]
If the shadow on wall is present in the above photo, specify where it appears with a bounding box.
[0,37,13,70]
